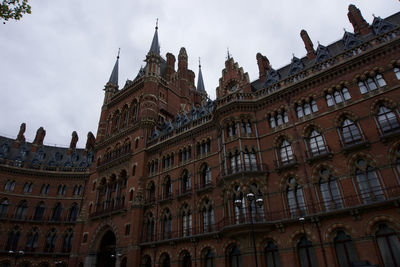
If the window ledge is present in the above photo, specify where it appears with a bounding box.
[341,141,370,154]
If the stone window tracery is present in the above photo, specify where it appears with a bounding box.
[286,178,306,217]
[325,87,351,107]
[358,74,387,94]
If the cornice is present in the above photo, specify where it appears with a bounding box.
[0,164,89,179]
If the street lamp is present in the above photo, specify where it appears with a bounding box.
[54,260,64,267]
[235,192,263,267]
[8,250,24,267]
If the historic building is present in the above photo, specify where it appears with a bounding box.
[0,4,400,267]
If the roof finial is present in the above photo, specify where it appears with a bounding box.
[117,48,120,59]
[227,47,231,59]
[317,41,320,45]
[199,57,201,68]
[343,27,346,32]
[292,53,295,58]
[156,18,158,30]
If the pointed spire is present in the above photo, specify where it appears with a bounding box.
[149,19,160,54]
[108,48,120,86]
[197,57,206,93]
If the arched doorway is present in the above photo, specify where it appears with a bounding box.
[97,230,117,267]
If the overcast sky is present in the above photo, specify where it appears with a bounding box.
[0,0,397,148]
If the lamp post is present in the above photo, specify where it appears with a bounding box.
[8,250,24,267]
[54,260,64,267]
[235,192,263,267]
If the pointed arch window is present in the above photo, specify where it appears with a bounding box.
[68,204,79,222]
[265,241,281,267]
[26,228,39,252]
[319,169,342,211]
[163,177,172,199]
[202,199,214,233]
[229,246,242,267]
[181,204,192,237]
[229,151,241,173]
[376,224,400,266]
[181,251,192,267]
[5,180,16,191]
[326,87,351,107]
[6,226,20,250]
[34,202,45,221]
[0,199,8,218]
[279,139,294,165]
[182,171,191,193]
[287,178,306,217]
[358,74,386,94]
[248,183,265,222]
[62,229,73,252]
[339,118,363,146]
[200,164,212,187]
[44,228,56,252]
[162,209,172,239]
[52,203,63,221]
[307,130,328,156]
[203,249,215,267]
[298,236,318,267]
[334,231,358,267]
[15,201,27,220]
[375,105,400,134]
[145,213,155,241]
[355,159,384,203]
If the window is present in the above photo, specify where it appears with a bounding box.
[203,249,215,267]
[181,204,192,237]
[62,229,73,252]
[145,213,155,241]
[44,229,57,252]
[358,74,386,94]
[6,226,20,250]
[4,180,16,191]
[334,231,358,267]
[0,199,8,218]
[279,139,294,165]
[148,182,156,202]
[163,177,172,199]
[355,159,384,203]
[57,185,66,196]
[265,241,281,267]
[297,236,318,267]
[34,202,45,221]
[269,110,289,129]
[248,183,265,222]
[394,67,400,80]
[201,199,214,233]
[82,233,88,243]
[68,204,79,221]
[40,184,50,195]
[200,164,212,187]
[376,224,400,267]
[132,165,136,176]
[23,182,33,193]
[319,169,342,211]
[162,209,172,239]
[233,186,245,224]
[15,201,27,220]
[287,178,306,217]
[296,99,318,118]
[325,87,351,107]
[197,139,211,158]
[226,122,237,137]
[229,150,241,173]
[339,118,363,146]
[229,246,242,267]
[307,130,327,156]
[376,105,400,134]
[125,224,130,236]
[181,251,192,267]
[26,228,39,251]
[52,203,63,221]
[181,170,191,193]
[240,120,252,135]
[161,254,171,267]
[243,148,257,170]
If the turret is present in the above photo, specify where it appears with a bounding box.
[145,21,162,76]
[103,50,120,105]
[165,53,176,81]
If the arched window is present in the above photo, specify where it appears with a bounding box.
[265,241,281,267]
[307,130,327,156]
[44,228,56,252]
[201,199,214,233]
[339,118,363,146]
[148,182,156,202]
[0,199,8,218]
[376,105,400,134]
[229,246,242,267]
[233,186,245,224]
[161,253,171,267]
[334,231,358,267]
[164,177,172,199]
[145,213,155,242]
[181,204,192,237]
[68,204,79,222]
[34,202,45,221]
[142,255,152,267]
[319,169,342,211]
[182,170,191,193]
[358,74,386,94]
[229,151,241,173]
[181,251,192,267]
[52,203,63,221]
[200,164,212,187]
[355,159,384,203]
[298,236,317,267]
[26,227,39,251]
[376,224,400,266]
[279,139,294,165]
[162,209,172,239]
[62,229,73,252]
[326,87,351,107]
[15,201,27,220]
[287,178,306,217]
[394,67,400,80]
[203,249,215,267]
[5,180,16,191]
[6,226,20,250]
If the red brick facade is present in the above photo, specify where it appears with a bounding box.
[1,4,400,267]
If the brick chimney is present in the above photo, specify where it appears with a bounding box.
[300,30,315,59]
[256,53,271,80]
[348,4,370,35]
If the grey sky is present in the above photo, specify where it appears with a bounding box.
[0,0,397,148]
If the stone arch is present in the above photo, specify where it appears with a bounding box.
[197,195,215,211]
[324,222,356,241]
[346,152,378,175]
[287,228,318,247]
[310,163,340,184]
[333,110,359,127]
[278,172,304,192]
[222,241,242,256]
[370,96,398,115]
[365,214,400,236]
[301,122,325,137]
[245,177,267,194]
[88,222,120,253]
[176,247,193,258]
[198,244,218,258]
[258,234,282,248]
[388,140,400,164]
[272,133,294,148]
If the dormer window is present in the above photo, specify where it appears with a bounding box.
[230,84,238,92]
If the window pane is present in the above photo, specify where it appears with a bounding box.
[367,78,377,90]
[334,91,343,103]
[358,81,368,94]
[304,103,311,115]
[311,100,318,112]
[342,88,351,100]
[326,94,334,106]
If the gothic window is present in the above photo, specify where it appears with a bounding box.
[201,199,214,233]
[23,182,33,193]
[145,213,155,241]
[15,200,27,220]
[355,159,384,203]
[40,184,48,195]
[162,209,172,239]
[181,251,192,267]
[203,248,215,267]
[334,231,358,267]
[394,67,400,80]
[197,139,211,158]
[307,130,328,156]
[376,224,400,267]
[297,236,318,267]
[375,105,400,134]
[34,202,45,221]
[52,203,63,221]
[265,241,281,267]
[296,99,318,118]
[57,185,66,196]
[68,203,79,222]
[358,74,387,94]
[229,150,241,173]
[181,204,192,237]
[26,228,39,251]
[269,110,289,129]
[148,182,155,202]
[44,229,56,252]
[287,178,306,217]
[0,198,8,218]
[160,253,171,267]
[4,180,16,191]
[241,120,252,135]
[229,246,242,267]
[62,229,73,252]
[279,139,294,165]
[233,185,245,224]
[325,87,351,107]
[226,122,237,137]
[182,170,191,193]
[6,226,20,250]
[243,148,257,170]
[163,177,172,199]
[339,118,363,146]
[200,163,212,187]
[319,168,342,211]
